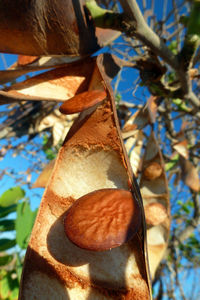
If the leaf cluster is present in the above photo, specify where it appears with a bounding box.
[0,187,37,299]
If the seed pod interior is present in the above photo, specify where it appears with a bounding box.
[19,54,152,300]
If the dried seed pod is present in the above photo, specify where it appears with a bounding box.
[19,54,152,300]
[60,90,106,114]
[140,132,170,279]
[64,189,141,251]
[0,0,119,56]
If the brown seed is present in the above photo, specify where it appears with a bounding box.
[64,189,141,251]
[59,90,106,114]
[143,162,162,180]
[144,202,168,226]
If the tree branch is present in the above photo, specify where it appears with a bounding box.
[118,0,200,108]
[86,0,200,108]
[118,0,179,69]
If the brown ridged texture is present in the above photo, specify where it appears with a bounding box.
[19,54,152,299]
[64,189,141,251]
[0,0,119,56]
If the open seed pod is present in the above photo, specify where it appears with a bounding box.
[0,56,92,86]
[0,0,119,56]
[19,54,152,299]
[0,57,96,104]
[140,131,170,279]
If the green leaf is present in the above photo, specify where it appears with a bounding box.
[187,200,194,208]
[168,40,178,55]
[165,154,179,171]
[0,271,19,300]
[0,187,25,207]
[179,243,184,251]
[16,202,37,249]
[188,236,199,247]
[0,255,13,266]
[0,239,16,251]
[0,273,10,299]
[10,285,19,300]
[8,273,19,300]
[172,99,191,112]
[181,204,190,214]
[0,219,15,232]
[44,148,56,160]
[0,204,17,219]
[16,254,23,282]
[166,71,176,84]
[187,1,200,38]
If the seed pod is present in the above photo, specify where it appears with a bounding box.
[0,0,119,56]
[140,132,170,279]
[19,54,152,300]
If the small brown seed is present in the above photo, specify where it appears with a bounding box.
[144,202,167,226]
[143,162,162,180]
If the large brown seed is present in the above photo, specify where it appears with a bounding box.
[64,189,141,251]
[59,90,106,114]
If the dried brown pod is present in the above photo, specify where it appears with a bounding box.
[0,58,96,104]
[60,90,106,114]
[32,159,56,189]
[0,0,119,56]
[180,156,200,192]
[19,54,152,300]
[140,132,170,279]
[64,189,141,251]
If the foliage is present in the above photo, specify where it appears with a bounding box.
[0,187,37,299]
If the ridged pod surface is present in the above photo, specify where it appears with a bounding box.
[0,0,119,56]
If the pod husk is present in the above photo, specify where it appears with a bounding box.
[0,57,95,104]
[0,0,119,56]
[123,98,170,279]
[140,131,170,279]
[19,54,152,299]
